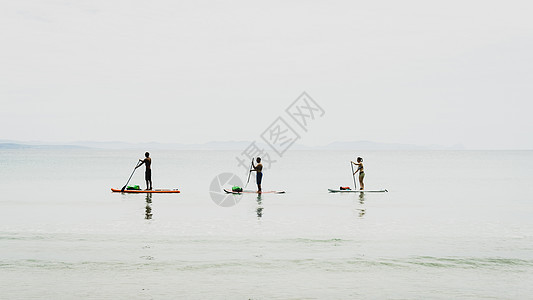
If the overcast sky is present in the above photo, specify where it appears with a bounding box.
[1,0,532,149]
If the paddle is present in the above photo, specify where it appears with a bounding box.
[244,158,254,189]
[121,161,142,192]
[350,161,357,190]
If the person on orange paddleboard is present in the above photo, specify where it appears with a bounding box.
[136,152,152,190]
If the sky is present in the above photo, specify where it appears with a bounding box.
[0,0,532,149]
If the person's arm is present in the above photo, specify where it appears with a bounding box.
[351,161,360,175]
[136,158,145,169]
[250,160,256,172]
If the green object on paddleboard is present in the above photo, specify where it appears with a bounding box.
[127,185,140,190]
[232,186,243,192]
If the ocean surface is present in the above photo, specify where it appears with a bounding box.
[1,149,532,299]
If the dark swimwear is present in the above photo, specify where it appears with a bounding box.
[256,172,263,184]
[145,169,152,181]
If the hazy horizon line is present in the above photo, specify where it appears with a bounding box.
[2,139,531,151]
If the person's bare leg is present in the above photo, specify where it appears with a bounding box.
[258,184,262,193]
[359,178,364,190]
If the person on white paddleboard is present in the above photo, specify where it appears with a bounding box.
[351,157,365,190]
[251,157,263,193]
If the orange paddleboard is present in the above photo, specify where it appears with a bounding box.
[111,188,180,193]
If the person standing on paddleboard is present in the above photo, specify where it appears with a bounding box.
[351,157,365,190]
[251,157,263,193]
[136,152,152,190]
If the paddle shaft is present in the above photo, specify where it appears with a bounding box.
[244,158,254,189]
[351,162,357,190]
[121,161,141,192]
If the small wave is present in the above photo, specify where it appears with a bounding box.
[3,255,531,274]
[400,256,533,269]
[291,238,346,243]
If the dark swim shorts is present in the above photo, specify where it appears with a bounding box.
[145,169,152,181]
[256,172,263,184]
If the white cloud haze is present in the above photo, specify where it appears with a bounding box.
[1,0,532,149]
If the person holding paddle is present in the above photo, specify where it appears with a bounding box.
[351,157,364,190]
[136,152,152,190]
[250,157,263,193]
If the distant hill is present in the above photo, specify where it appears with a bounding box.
[320,141,465,150]
[0,143,87,149]
[0,143,34,149]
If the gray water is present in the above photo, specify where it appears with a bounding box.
[1,149,532,299]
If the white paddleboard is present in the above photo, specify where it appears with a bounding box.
[224,189,285,194]
[328,189,388,193]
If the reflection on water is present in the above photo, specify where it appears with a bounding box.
[357,192,366,217]
[256,194,263,218]
[145,194,153,220]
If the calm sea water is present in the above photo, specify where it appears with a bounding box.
[1,149,532,299]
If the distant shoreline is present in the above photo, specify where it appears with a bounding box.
[1,142,531,151]
[0,140,507,151]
